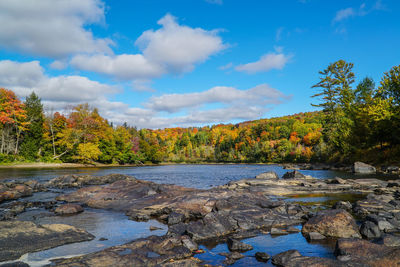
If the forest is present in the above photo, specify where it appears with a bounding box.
[0,60,399,165]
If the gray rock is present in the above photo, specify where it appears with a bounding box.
[307,232,326,240]
[255,252,270,262]
[167,212,185,225]
[270,227,288,235]
[54,204,84,215]
[271,250,302,266]
[181,236,198,251]
[227,238,253,252]
[282,170,306,179]
[0,221,94,261]
[353,162,376,174]
[255,171,279,179]
[333,201,352,211]
[360,221,381,239]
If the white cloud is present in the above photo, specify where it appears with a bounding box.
[0,60,117,107]
[146,84,288,113]
[219,62,233,71]
[0,0,113,58]
[71,14,225,80]
[0,60,291,129]
[71,54,164,80]
[235,52,292,74]
[333,7,356,23]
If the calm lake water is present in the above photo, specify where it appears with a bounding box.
[0,164,362,189]
[0,164,393,266]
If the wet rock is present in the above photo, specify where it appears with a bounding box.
[150,226,162,231]
[335,238,400,265]
[55,204,84,215]
[0,220,94,261]
[283,256,354,266]
[360,221,381,239]
[0,182,33,203]
[220,252,245,265]
[282,170,306,179]
[255,252,270,262]
[271,227,288,235]
[306,232,326,240]
[227,237,253,252]
[302,209,361,239]
[46,173,135,188]
[353,161,376,174]
[99,237,108,241]
[271,250,301,266]
[255,171,279,180]
[333,201,352,211]
[287,226,301,233]
[49,235,200,267]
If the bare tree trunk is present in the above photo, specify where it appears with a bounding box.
[1,129,4,154]
[50,124,56,157]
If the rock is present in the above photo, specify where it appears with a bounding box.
[149,226,162,231]
[375,234,400,247]
[168,212,185,225]
[46,173,135,188]
[328,177,347,184]
[282,170,306,179]
[255,171,279,179]
[99,237,108,241]
[385,166,399,173]
[220,252,245,265]
[0,262,30,267]
[227,238,253,252]
[335,238,400,265]
[181,235,198,251]
[271,250,302,266]
[333,201,352,211]
[287,226,301,233]
[360,221,381,239]
[282,256,352,266]
[50,235,200,267]
[255,252,270,262]
[306,232,326,240]
[55,204,84,215]
[270,227,288,235]
[0,220,94,261]
[353,161,376,174]
[0,182,33,203]
[302,209,361,239]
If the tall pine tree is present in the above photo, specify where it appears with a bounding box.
[20,92,44,160]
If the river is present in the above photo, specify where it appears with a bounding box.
[0,164,389,266]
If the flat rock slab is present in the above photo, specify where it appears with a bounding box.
[45,173,135,188]
[0,221,94,261]
[48,235,201,267]
[55,204,84,215]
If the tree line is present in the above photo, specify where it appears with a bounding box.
[0,60,399,164]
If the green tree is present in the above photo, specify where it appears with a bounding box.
[312,60,355,157]
[20,92,44,160]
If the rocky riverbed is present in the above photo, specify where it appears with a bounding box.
[1,163,400,266]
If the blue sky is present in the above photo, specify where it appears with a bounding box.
[0,0,399,128]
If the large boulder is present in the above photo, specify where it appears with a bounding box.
[353,162,376,174]
[0,221,94,261]
[302,209,361,238]
[255,171,279,179]
[335,238,400,266]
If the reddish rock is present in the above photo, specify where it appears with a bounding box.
[302,209,361,238]
[55,204,84,215]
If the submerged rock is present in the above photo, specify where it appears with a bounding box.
[0,220,94,261]
[302,209,361,239]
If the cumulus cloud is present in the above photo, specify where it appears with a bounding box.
[71,54,164,80]
[71,14,225,80]
[146,84,288,113]
[0,0,113,58]
[0,60,118,108]
[0,60,290,129]
[235,52,292,74]
[333,2,385,24]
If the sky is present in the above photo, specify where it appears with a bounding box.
[0,0,399,129]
